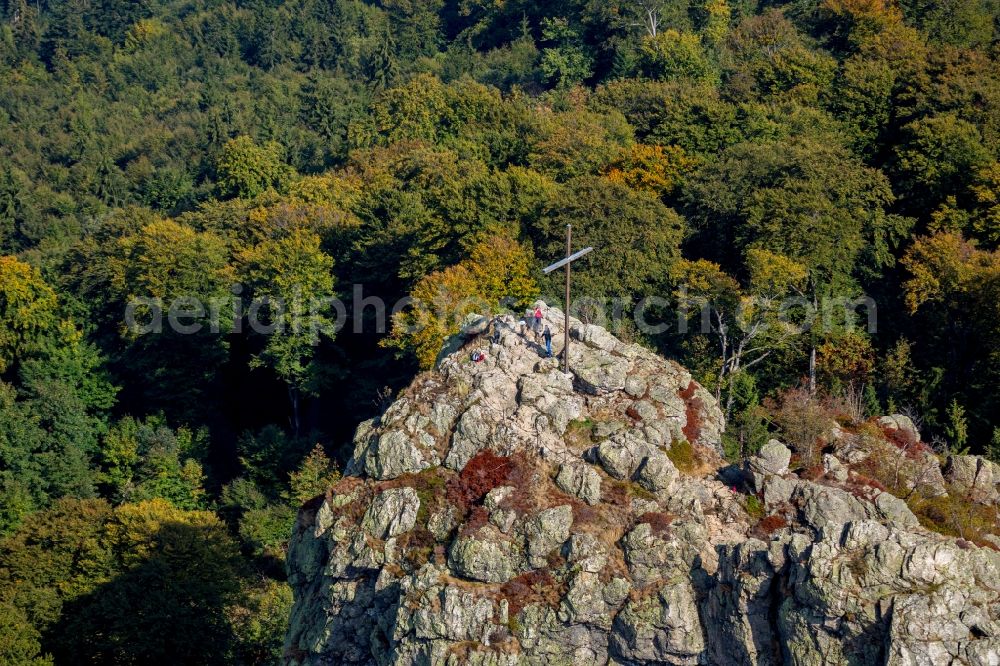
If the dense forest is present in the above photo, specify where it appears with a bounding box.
[0,0,998,662]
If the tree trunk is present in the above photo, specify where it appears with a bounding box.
[289,386,301,438]
[808,346,817,395]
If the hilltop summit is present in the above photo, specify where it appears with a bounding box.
[284,304,1000,665]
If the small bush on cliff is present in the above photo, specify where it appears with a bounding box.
[446,450,515,513]
[767,387,832,469]
[908,488,1000,549]
[499,569,564,620]
[751,514,789,539]
[744,495,765,520]
[666,439,696,473]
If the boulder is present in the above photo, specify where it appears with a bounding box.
[762,476,796,510]
[572,348,630,394]
[874,491,920,529]
[363,430,431,480]
[823,453,849,482]
[751,439,791,477]
[635,449,679,493]
[597,431,653,480]
[793,483,871,531]
[565,533,609,574]
[524,505,573,568]
[555,460,602,505]
[448,530,522,583]
[944,455,998,502]
[361,487,420,539]
[611,581,705,664]
[748,439,791,491]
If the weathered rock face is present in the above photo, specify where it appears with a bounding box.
[284,305,1000,666]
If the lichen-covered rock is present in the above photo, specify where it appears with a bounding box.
[362,487,420,539]
[793,481,873,531]
[570,345,630,395]
[875,491,920,529]
[762,475,796,510]
[285,305,1000,666]
[362,429,431,479]
[597,430,653,480]
[523,505,573,568]
[752,439,792,477]
[613,581,705,665]
[448,529,523,583]
[944,454,998,502]
[824,453,849,482]
[635,449,679,493]
[555,460,602,505]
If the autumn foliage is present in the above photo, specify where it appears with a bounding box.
[446,450,515,513]
[385,232,538,369]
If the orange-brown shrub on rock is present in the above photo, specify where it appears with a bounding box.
[399,528,436,568]
[751,514,788,539]
[680,382,704,443]
[636,511,675,537]
[499,569,564,618]
[854,474,887,492]
[879,425,932,459]
[800,464,825,481]
[460,506,491,536]
[571,501,602,526]
[447,450,514,513]
[325,476,369,523]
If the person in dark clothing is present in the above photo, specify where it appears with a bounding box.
[543,326,553,357]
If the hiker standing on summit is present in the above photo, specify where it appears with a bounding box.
[533,306,543,334]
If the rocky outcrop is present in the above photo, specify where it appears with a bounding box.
[284,305,1000,666]
[944,454,1000,503]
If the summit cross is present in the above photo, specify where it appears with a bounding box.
[541,224,593,374]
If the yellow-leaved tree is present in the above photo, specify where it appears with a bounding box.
[385,233,538,369]
[604,144,696,198]
[0,256,58,373]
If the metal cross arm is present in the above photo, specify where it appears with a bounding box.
[541,225,594,374]
[542,247,593,274]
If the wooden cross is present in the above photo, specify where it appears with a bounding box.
[542,224,593,374]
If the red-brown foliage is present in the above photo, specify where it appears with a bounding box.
[879,424,932,459]
[498,569,564,617]
[446,450,514,512]
[571,501,602,526]
[680,381,705,444]
[603,480,630,507]
[399,528,436,568]
[500,456,537,515]
[460,506,491,536]
[800,464,826,481]
[330,475,365,497]
[854,474,888,492]
[751,514,789,539]
[325,476,370,523]
[626,405,642,421]
[637,511,675,537]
